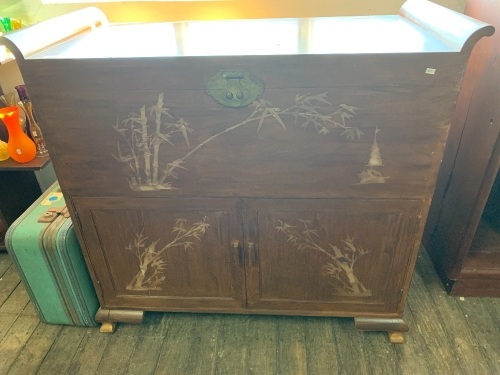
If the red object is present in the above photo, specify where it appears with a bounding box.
[0,106,36,163]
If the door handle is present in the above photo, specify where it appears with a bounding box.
[233,240,244,266]
[247,241,258,267]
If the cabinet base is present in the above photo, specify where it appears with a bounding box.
[354,317,408,344]
[446,278,500,297]
[95,308,144,333]
[428,249,500,297]
[93,309,409,343]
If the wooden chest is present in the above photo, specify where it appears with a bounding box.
[1,0,493,342]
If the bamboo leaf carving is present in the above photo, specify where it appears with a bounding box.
[276,220,372,297]
[282,94,361,139]
[126,217,210,291]
[112,92,194,191]
[113,92,360,191]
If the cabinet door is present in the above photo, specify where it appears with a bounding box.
[244,199,421,315]
[72,197,245,311]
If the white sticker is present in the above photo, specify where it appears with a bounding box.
[16,149,22,154]
[425,68,436,75]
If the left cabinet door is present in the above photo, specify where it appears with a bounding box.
[72,197,246,312]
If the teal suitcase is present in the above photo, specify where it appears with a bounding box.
[5,182,99,327]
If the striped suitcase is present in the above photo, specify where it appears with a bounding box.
[5,182,99,326]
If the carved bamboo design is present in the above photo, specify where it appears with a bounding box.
[113,92,360,191]
[276,219,372,296]
[112,92,192,191]
[126,218,210,291]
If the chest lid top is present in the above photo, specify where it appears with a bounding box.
[0,0,494,61]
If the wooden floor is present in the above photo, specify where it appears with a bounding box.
[0,248,499,375]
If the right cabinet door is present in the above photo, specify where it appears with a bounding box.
[244,199,421,315]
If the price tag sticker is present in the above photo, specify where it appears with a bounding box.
[425,68,437,75]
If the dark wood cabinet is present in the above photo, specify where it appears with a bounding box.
[423,0,500,297]
[1,0,493,342]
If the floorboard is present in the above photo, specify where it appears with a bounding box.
[415,255,493,375]
[456,298,500,373]
[0,283,30,315]
[125,313,171,375]
[407,268,466,374]
[303,317,340,375]
[0,265,21,307]
[95,323,141,375]
[0,315,40,374]
[67,327,111,374]
[276,316,308,375]
[394,303,434,374]
[214,315,250,375]
[6,323,62,375]
[0,248,499,375]
[331,318,372,374]
[245,315,278,375]
[36,325,87,375]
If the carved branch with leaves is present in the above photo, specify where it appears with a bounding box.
[126,218,210,291]
[112,92,193,191]
[113,92,360,191]
[276,219,372,296]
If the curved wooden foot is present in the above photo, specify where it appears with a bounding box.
[354,317,408,344]
[95,308,144,333]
